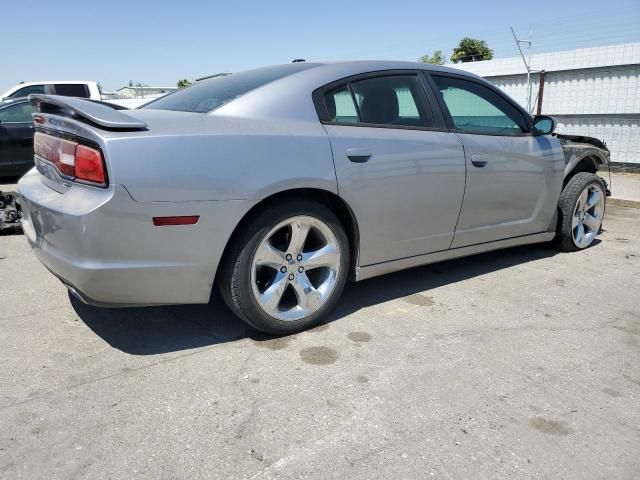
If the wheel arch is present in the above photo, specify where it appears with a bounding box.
[563,152,606,188]
[216,188,361,283]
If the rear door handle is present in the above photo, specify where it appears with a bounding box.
[471,154,488,167]
[346,148,372,163]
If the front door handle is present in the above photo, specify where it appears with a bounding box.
[470,154,488,167]
[346,148,372,163]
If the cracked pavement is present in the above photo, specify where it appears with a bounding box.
[0,202,638,479]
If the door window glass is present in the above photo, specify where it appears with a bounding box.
[0,103,33,123]
[432,76,527,134]
[53,84,90,98]
[350,75,433,127]
[324,85,359,123]
[8,84,45,98]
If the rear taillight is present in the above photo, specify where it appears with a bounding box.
[34,132,107,186]
[75,145,106,184]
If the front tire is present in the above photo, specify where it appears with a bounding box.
[218,200,349,335]
[554,172,606,251]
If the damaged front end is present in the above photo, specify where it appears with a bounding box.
[555,133,611,196]
[0,191,22,232]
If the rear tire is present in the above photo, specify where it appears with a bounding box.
[218,200,349,335]
[554,172,606,251]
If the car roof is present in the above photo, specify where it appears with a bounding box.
[306,60,482,80]
[10,81,95,85]
[207,60,487,123]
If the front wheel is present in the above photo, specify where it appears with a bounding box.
[218,200,349,335]
[554,172,606,251]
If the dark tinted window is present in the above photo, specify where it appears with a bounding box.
[8,84,45,98]
[53,84,90,98]
[432,76,527,134]
[0,102,33,123]
[143,63,319,113]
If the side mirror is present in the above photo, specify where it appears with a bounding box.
[533,115,557,135]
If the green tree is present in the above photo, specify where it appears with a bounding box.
[418,50,445,65]
[177,78,193,88]
[450,37,493,63]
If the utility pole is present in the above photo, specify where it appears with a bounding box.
[511,26,533,113]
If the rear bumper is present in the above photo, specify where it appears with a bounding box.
[18,169,250,306]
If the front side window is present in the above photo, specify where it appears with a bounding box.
[0,103,33,123]
[53,84,90,98]
[323,75,433,128]
[143,63,319,113]
[8,84,45,99]
[432,76,527,135]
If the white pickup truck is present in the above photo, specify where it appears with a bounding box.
[0,81,153,108]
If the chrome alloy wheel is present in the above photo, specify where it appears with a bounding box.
[572,183,605,248]
[250,215,342,322]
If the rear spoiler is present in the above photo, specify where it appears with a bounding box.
[29,94,147,131]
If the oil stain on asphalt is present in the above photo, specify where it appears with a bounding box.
[603,387,622,397]
[299,346,338,365]
[348,332,372,343]
[403,294,435,306]
[529,417,571,435]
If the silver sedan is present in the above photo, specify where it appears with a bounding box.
[18,61,607,334]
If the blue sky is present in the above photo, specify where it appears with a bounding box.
[2,0,639,93]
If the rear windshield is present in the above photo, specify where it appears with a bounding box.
[142,63,319,113]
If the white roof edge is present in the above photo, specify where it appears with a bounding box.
[117,86,177,90]
[448,42,640,77]
[11,80,97,84]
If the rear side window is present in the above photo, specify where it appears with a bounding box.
[322,75,434,128]
[432,75,527,134]
[325,86,359,123]
[53,84,90,98]
[0,103,33,123]
[8,84,45,98]
[143,63,319,113]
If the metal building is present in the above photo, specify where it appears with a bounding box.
[451,43,640,168]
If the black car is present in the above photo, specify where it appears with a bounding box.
[0,97,34,177]
[0,97,128,177]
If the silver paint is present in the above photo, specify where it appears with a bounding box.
[18,61,577,307]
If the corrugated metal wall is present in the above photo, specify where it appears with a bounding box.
[488,67,640,164]
[453,44,640,166]
[491,66,640,115]
[553,116,639,165]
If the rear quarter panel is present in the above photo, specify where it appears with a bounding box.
[104,115,337,202]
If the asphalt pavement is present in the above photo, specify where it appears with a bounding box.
[0,177,639,479]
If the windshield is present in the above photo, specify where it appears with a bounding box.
[142,63,319,113]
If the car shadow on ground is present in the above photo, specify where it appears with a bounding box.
[70,243,560,355]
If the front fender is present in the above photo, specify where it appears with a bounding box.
[562,145,609,179]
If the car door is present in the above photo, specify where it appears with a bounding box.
[316,72,466,266]
[427,73,564,248]
[0,102,35,171]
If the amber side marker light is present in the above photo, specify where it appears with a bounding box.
[152,216,200,226]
